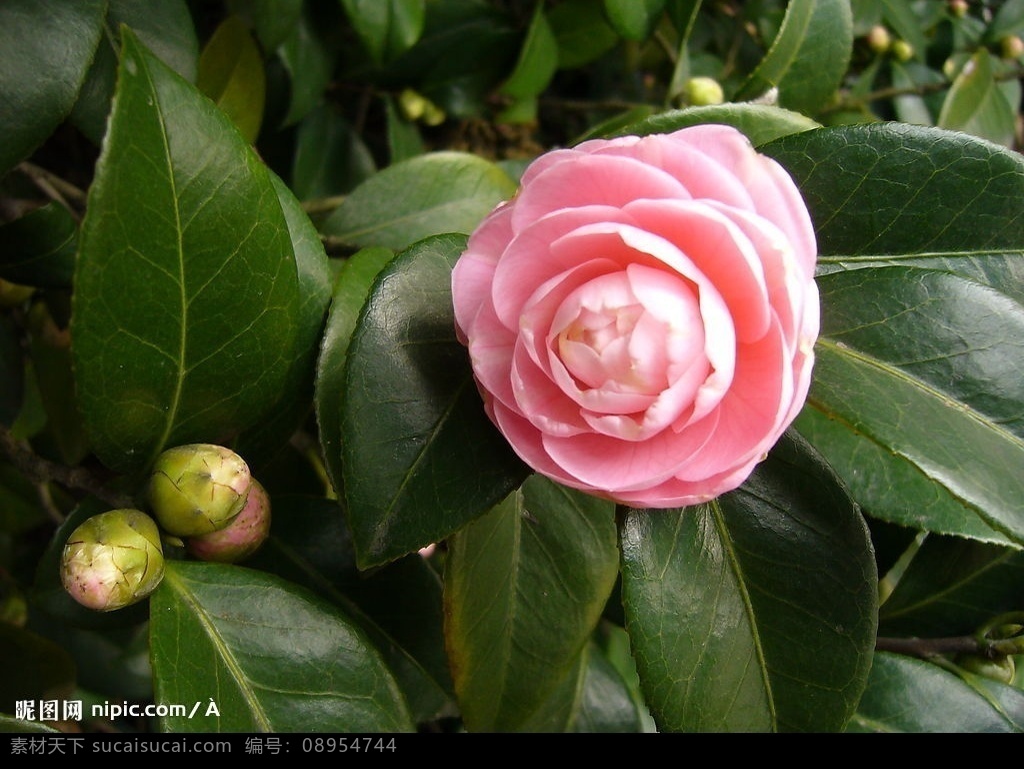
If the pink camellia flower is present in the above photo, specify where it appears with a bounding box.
[451,124,819,508]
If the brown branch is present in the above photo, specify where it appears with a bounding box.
[876,634,1023,659]
[16,162,87,220]
[0,424,133,513]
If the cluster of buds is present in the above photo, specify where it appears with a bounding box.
[60,443,271,612]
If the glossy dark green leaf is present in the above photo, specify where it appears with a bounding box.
[500,4,558,100]
[291,105,377,200]
[617,104,820,146]
[938,48,1016,148]
[234,173,332,466]
[70,0,199,144]
[151,561,414,732]
[763,123,1024,544]
[549,0,619,69]
[445,474,619,732]
[848,652,1024,732]
[571,640,649,733]
[0,203,77,289]
[341,0,425,65]
[0,715,59,733]
[385,1,519,118]
[879,534,1024,637]
[0,0,106,175]
[764,121,1024,259]
[197,15,266,144]
[603,0,666,41]
[339,235,528,567]
[0,624,75,716]
[735,0,852,115]
[227,0,303,51]
[276,7,334,127]
[803,267,1024,545]
[315,246,394,495]
[72,30,301,474]
[243,495,451,723]
[621,432,877,732]
[321,151,517,252]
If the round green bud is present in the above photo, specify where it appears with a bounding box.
[684,76,725,106]
[60,509,165,612]
[1000,35,1024,60]
[866,25,891,54]
[187,479,271,563]
[891,39,914,62]
[948,0,969,18]
[148,444,252,537]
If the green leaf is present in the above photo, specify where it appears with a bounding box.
[879,0,928,61]
[340,0,426,65]
[0,0,106,175]
[197,15,266,144]
[315,247,394,496]
[735,0,852,115]
[339,235,529,567]
[761,124,1024,543]
[571,639,650,733]
[620,432,877,732]
[603,0,666,41]
[245,495,452,722]
[0,715,60,733]
[445,474,619,732]
[384,94,425,164]
[320,152,517,252]
[849,652,1024,732]
[150,561,415,732]
[616,104,820,146]
[227,0,303,51]
[0,203,77,289]
[276,6,334,127]
[803,267,1024,545]
[549,0,620,69]
[291,105,377,200]
[234,173,332,466]
[70,0,199,144]
[879,534,1024,637]
[72,29,301,474]
[500,4,558,100]
[986,0,1024,41]
[0,623,76,715]
[938,48,1017,148]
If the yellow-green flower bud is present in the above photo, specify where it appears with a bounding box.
[866,25,891,55]
[684,76,725,106]
[148,444,252,537]
[1000,35,1024,60]
[891,39,914,62]
[60,509,165,612]
[187,479,271,563]
[955,652,1016,684]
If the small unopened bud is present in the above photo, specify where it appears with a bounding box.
[0,278,35,308]
[684,76,725,106]
[948,0,968,18]
[60,509,165,612]
[187,479,271,563]
[1000,35,1024,60]
[148,444,252,536]
[866,25,891,54]
[891,39,914,62]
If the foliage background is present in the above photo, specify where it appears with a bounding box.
[2,0,1024,733]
